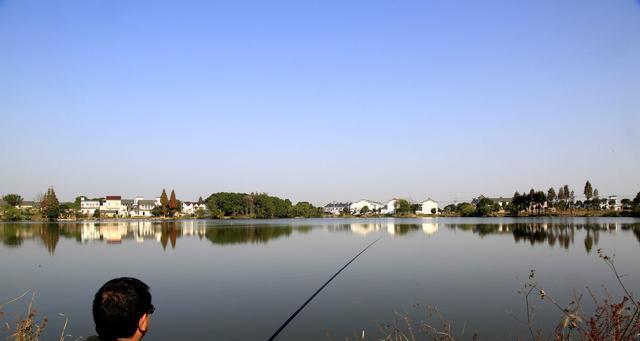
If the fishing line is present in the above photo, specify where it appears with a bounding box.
[267,237,382,341]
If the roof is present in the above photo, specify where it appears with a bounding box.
[106,196,121,200]
[20,201,37,206]
[137,200,157,205]
[354,199,383,205]
[421,198,437,203]
[324,202,351,208]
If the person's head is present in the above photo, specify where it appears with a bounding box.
[92,277,154,341]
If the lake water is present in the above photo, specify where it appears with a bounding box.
[1,217,639,340]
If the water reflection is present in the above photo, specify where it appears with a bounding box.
[0,220,638,254]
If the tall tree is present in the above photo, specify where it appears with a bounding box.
[547,188,556,204]
[197,196,204,205]
[584,181,593,200]
[40,187,60,220]
[169,190,177,215]
[160,189,169,216]
[593,188,599,199]
[557,187,565,201]
[2,194,23,207]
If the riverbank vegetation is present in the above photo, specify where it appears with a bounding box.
[204,192,324,219]
[361,250,639,340]
[441,181,640,218]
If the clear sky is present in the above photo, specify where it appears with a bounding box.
[1,0,639,205]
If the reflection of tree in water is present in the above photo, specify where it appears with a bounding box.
[206,225,293,245]
[392,224,420,235]
[0,224,24,246]
[444,222,627,252]
[39,223,60,255]
[625,223,640,244]
[159,222,181,250]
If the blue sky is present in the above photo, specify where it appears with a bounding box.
[1,0,639,204]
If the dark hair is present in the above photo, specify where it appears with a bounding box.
[92,277,153,340]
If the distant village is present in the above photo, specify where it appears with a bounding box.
[1,179,639,221]
[78,196,207,218]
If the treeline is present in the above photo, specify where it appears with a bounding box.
[205,192,323,219]
[1,187,72,221]
[442,181,640,217]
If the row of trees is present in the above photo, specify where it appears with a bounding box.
[1,187,65,221]
[205,192,323,219]
[153,189,181,217]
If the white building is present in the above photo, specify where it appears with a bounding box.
[80,197,101,216]
[182,201,207,215]
[323,202,351,215]
[601,195,620,211]
[350,199,383,214]
[417,198,439,215]
[130,197,157,217]
[100,196,127,217]
[381,199,397,215]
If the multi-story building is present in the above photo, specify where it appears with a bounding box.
[80,197,101,216]
[323,202,351,215]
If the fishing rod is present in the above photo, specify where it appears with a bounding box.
[267,237,382,341]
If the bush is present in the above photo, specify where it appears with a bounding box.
[2,206,24,221]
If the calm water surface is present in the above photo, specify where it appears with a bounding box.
[1,218,639,340]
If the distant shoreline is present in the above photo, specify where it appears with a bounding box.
[2,211,638,223]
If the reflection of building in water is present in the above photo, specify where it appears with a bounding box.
[81,222,101,242]
[387,223,396,235]
[422,223,438,235]
[181,220,206,238]
[350,223,384,235]
[100,223,129,243]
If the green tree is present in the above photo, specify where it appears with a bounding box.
[475,197,498,217]
[431,208,437,214]
[151,206,163,217]
[2,206,24,221]
[160,189,169,216]
[40,187,60,220]
[360,206,370,215]
[206,199,224,219]
[584,181,593,200]
[593,188,599,199]
[458,203,476,217]
[72,196,83,209]
[557,187,565,201]
[2,194,23,207]
[394,199,412,214]
[547,187,556,205]
[195,207,206,219]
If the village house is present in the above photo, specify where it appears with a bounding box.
[100,196,128,218]
[17,201,37,210]
[417,198,439,215]
[601,195,620,211]
[129,197,158,217]
[381,199,398,215]
[323,202,351,215]
[350,199,383,214]
[80,197,101,216]
[181,201,207,215]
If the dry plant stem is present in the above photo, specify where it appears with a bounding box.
[599,250,640,339]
